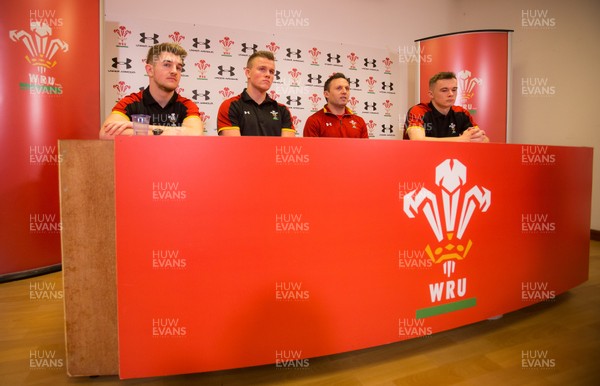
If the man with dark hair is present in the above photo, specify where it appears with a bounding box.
[217,50,295,136]
[100,42,203,138]
[303,72,368,138]
[404,71,488,142]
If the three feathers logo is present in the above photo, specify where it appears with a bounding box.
[404,159,491,318]
[10,21,68,74]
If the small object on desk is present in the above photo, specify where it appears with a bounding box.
[131,114,151,136]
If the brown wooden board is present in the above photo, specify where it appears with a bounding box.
[58,140,118,376]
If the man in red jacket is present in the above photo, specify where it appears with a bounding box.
[303,72,368,138]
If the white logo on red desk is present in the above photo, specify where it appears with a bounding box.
[404,159,491,318]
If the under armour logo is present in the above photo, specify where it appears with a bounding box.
[192,89,210,101]
[286,96,302,106]
[364,102,377,111]
[241,43,258,53]
[192,38,211,49]
[286,48,301,58]
[217,65,235,76]
[326,122,332,127]
[326,53,341,63]
[244,111,251,115]
[307,74,322,84]
[111,57,132,69]
[347,78,360,88]
[139,32,159,44]
[381,82,394,91]
[381,124,394,133]
[363,58,377,68]
[274,70,281,81]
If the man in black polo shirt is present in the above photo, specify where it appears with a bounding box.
[217,51,296,137]
[404,71,488,142]
[100,43,203,138]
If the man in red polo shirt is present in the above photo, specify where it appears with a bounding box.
[303,73,368,138]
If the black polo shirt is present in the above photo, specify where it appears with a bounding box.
[217,89,295,136]
[404,102,477,138]
[112,87,199,126]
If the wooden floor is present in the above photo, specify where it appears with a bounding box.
[1,241,599,386]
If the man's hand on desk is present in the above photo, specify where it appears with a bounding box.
[101,120,133,137]
[462,127,489,143]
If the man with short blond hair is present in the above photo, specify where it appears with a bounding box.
[217,50,295,137]
[146,42,187,66]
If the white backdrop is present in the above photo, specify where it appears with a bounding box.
[104,18,402,138]
[103,0,600,229]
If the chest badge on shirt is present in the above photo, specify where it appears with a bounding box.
[326,122,332,127]
[449,122,456,134]
[350,119,357,129]
[168,113,178,126]
[270,110,279,120]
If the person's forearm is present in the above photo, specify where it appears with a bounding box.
[99,127,134,139]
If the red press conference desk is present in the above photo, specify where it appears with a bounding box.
[58,138,593,379]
